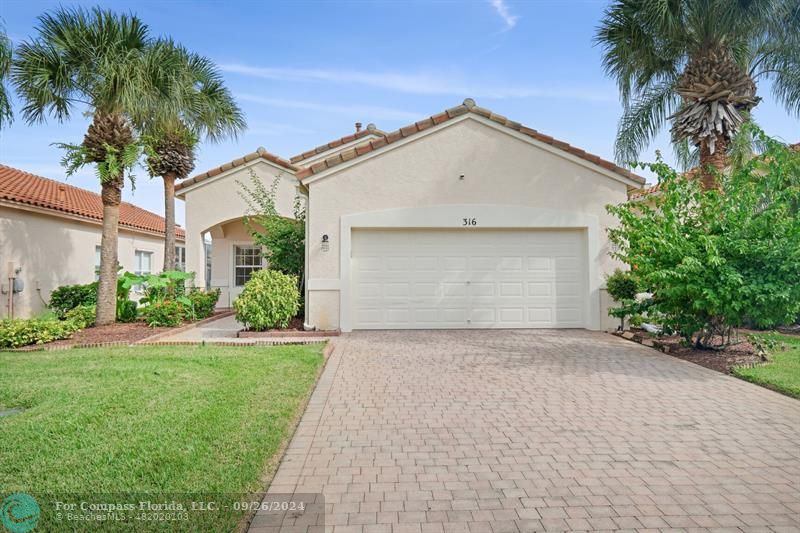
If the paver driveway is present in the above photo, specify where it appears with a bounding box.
[251,330,800,532]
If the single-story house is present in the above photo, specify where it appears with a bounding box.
[0,165,185,319]
[177,99,646,332]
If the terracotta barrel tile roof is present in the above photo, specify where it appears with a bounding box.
[295,98,645,184]
[629,143,800,200]
[176,147,298,193]
[0,164,185,239]
[289,124,384,163]
[628,183,661,199]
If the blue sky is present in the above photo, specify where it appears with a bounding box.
[1,0,798,226]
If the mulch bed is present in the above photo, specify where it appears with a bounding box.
[42,310,233,349]
[656,335,765,374]
[617,329,766,374]
[45,321,174,348]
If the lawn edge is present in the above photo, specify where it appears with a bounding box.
[237,340,335,532]
[732,367,800,399]
[610,331,800,401]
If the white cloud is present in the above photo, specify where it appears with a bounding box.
[244,123,316,137]
[489,0,519,31]
[222,64,469,96]
[235,94,423,122]
[221,64,615,102]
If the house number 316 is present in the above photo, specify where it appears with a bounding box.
[462,218,477,226]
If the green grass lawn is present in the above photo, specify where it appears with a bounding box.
[734,333,800,399]
[0,344,324,531]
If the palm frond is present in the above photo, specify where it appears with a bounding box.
[614,78,680,164]
[137,38,245,146]
[672,138,699,171]
[0,23,13,129]
[11,6,150,124]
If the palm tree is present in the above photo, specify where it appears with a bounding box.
[142,41,245,271]
[0,22,13,129]
[596,0,800,189]
[12,7,179,324]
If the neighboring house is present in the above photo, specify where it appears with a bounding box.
[179,99,645,331]
[0,165,185,318]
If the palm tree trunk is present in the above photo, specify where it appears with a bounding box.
[96,177,123,325]
[698,133,729,190]
[162,172,177,271]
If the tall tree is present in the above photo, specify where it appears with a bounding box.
[0,22,12,129]
[11,7,178,324]
[596,0,800,189]
[143,40,245,271]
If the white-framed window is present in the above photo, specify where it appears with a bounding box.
[234,245,263,286]
[175,246,186,271]
[135,250,153,277]
[94,245,101,281]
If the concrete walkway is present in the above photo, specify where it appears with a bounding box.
[251,330,800,532]
[155,314,331,344]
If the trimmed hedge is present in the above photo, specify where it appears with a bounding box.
[49,282,97,318]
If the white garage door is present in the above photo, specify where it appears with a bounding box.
[351,228,588,329]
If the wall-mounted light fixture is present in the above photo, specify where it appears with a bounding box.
[321,234,330,252]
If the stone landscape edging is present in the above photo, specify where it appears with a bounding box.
[237,329,340,338]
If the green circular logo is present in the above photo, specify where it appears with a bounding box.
[0,493,39,533]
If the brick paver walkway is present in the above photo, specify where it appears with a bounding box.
[250,330,800,532]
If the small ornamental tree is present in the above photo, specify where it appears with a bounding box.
[607,131,800,348]
[605,269,641,330]
[238,169,306,286]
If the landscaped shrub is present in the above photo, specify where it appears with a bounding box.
[49,282,97,318]
[606,269,644,330]
[141,300,185,328]
[606,269,639,302]
[65,304,96,328]
[116,299,138,323]
[607,131,800,347]
[234,270,299,331]
[0,319,81,348]
[187,288,220,320]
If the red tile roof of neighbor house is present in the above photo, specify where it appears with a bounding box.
[629,141,800,200]
[295,99,646,184]
[175,146,298,193]
[0,164,185,239]
[289,124,385,163]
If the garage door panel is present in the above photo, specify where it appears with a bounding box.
[469,282,495,297]
[351,229,587,329]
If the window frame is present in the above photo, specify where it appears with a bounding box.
[94,245,102,281]
[175,245,186,272]
[134,249,154,277]
[232,244,264,287]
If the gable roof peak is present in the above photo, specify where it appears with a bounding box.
[297,100,645,185]
[176,146,298,194]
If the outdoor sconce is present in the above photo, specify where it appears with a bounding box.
[321,234,330,252]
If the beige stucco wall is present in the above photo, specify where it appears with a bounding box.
[0,205,181,319]
[179,159,303,305]
[305,116,632,331]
